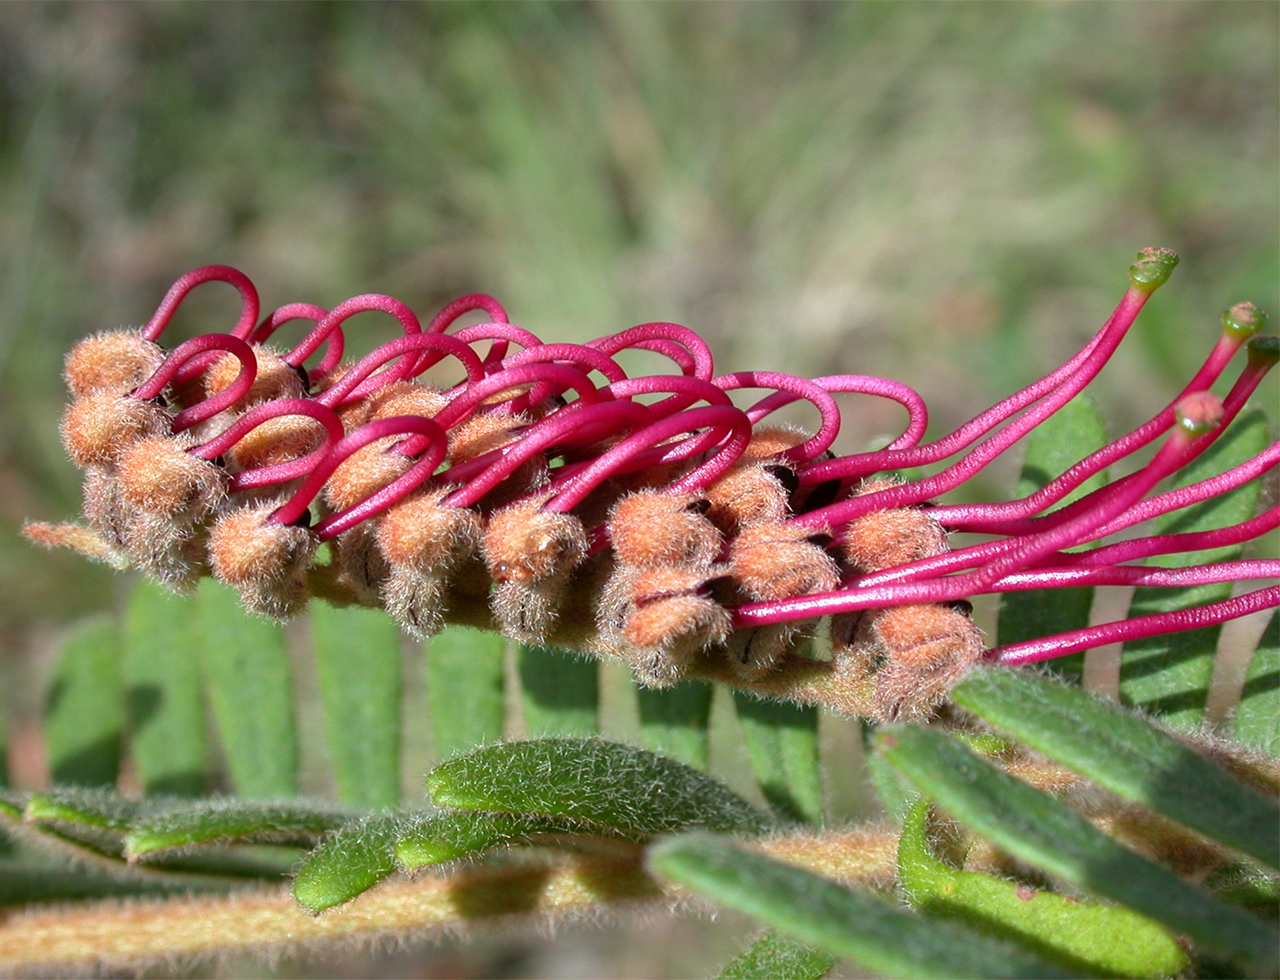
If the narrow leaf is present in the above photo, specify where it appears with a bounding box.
[1235,612,1279,754]
[649,833,1074,980]
[395,809,634,870]
[196,580,298,798]
[126,799,353,859]
[312,602,403,807]
[44,615,123,787]
[519,644,598,736]
[427,739,774,836]
[899,800,1188,978]
[716,931,836,980]
[734,691,824,825]
[954,667,1280,868]
[123,579,207,796]
[292,811,403,912]
[1120,410,1269,727]
[998,394,1109,683]
[638,680,713,770]
[878,725,1279,974]
[0,862,216,904]
[427,625,505,759]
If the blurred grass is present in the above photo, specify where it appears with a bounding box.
[0,3,1274,973]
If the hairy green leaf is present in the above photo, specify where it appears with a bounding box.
[293,811,404,912]
[519,645,598,736]
[126,799,353,859]
[1235,612,1278,755]
[44,615,123,787]
[638,680,713,770]
[196,580,298,798]
[0,861,221,904]
[998,394,1109,683]
[649,833,1074,980]
[899,800,1188,978]
[878,726,1279,974]
[954,667,1280,868]
[312,602,403,807]
[427,626,505,759]
[734,691,823,825]
[427,739,774,836]
[395,809,635,870]
[716,931,836,980]
[1120,410,1269,727]
[25,787,149,858]
[123,580,207,796]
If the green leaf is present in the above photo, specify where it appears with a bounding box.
[638,680,713,770]
[716,931,836,980]
[427,739,774,836]
[954,667,1280,868]
[195,580,298,798]
[998,394,1109,683]
[126,799,353,860]
[519,645,598,736]
[26,786,145,857]
[733,691,823,825]
[123,579,208,796]
[899,799,1188,978]
[1235,612,1278,755]
[427,625,505,759]
[44,615,123,787]
[1120,410,1270,727]
[649,833,1075,980]
[312,602,403,807]
[877,725,1279,974]
[395,809,633,870]
[0,697,8,788]
[292,811,408,912]
[0,861,219,904]
[862,720,916,822]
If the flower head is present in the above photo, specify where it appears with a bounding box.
[25,251,1279,721]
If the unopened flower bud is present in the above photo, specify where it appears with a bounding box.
[322,438,413,512]
[867,603,984,722]
[225,415,329,472]
[842,479,948,573]
[63,330,166,398]
[484,500,587,639]
[200,346,305,409]
[702,463,791,536]
[118,436,225,521]
[208,502,317,619]
[730,521,838,602]
[60,391,170,467]
[608,490,721,569]
[377,489,483,572]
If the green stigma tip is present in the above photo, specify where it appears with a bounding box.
[1128,247,1179,292]
[1246,334,1279,367]
[1174,392,1224,437]
[1223,302,1267,341]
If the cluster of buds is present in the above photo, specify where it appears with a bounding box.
[27,250,1280,721]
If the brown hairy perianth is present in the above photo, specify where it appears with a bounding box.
[322,439,413,512]
[702,462,791,537]
[208,501,317,619]
[63,330,167,398]
[607,490,722,569]
[225,416,329,471]
[729,521,839,602]
[200,345,307,409]
[484,499,588,640]
[118,435,226,519]
[59,390,171,466]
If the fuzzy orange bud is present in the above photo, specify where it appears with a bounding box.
[60,391,170,467]
[730,521,839,602]
[867,603,984,722]
[484,500,587,640]
[322,439,413,512]
[201,346,305,409]
[842,478,948,573]
[225,416,329,472]
[118,436,226,519]
[607,490,721,569]
[208,502,316,619]
[63,330,166,399]
[377,489,483,571]
[703,463,791,536]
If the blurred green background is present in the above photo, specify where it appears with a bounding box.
[0,2,1275,974]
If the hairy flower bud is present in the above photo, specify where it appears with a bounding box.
[702,463,792,536]
[63,330,167,398]
[865,603,984,722]
[842,478,948,572]
[118,436,226,521]
[322,439,413,512]
[607,490,721,569]
[208,502,316,619]
[484,500,587,640]
[730,521,839,602]
[200,346,305,409]
[60,391,171,467]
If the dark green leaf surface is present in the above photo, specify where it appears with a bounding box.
[898,800,1188,978]
[519,645,598,736]
[1119,410,1269,728]
[395,809,631,870]
[293,811,403,912]
[734,691,823,825]
[427,625,505,759]
[196,580,298,798]
[1235,612,1278,755]
[123,580,207,796]
[638,680,712,770]
[954,667,1280,868]
[0,861,218,904]
[878,726,1279,974]
[427,739,774,836]
[313,602,403,807]
[126,799,353,859]
[44,615,123,787]
[649,833,1074,980]
[998,394,1109,683]
[716,931,836,980]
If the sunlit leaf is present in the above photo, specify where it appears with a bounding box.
[427,626,505,759]
[878,725,1279,974]
[293,811,404,912]
[1120,410,1269,727]
[519,645,598,736]
[715,931,836,980]
[638,680,713,770]
[899,799,1188,978]
[312,602,403,807]
[649,833,1075,980]
[395,809,634,870]
[44,615,123,787]
[733,691,823,825]
[1235,612,1279,755]
[126,799,353,860]
[427,739,774,836]
[998,394,1109,684]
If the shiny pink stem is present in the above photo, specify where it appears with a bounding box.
[132,334,258,432]
[140,265,260,343]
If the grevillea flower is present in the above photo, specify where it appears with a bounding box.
[25,248,1279,722]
